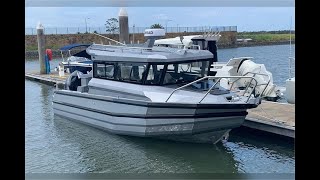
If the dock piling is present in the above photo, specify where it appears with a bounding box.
[37,22,46,74]
[118,8,129,44]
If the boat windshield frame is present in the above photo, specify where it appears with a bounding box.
[60,44,91,61]
[92,58,214,86]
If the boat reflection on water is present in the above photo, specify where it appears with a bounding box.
[51,114,294,174]
[52,115,239,173]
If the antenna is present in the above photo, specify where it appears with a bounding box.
[289,16,293,78]
[91,32,127,46]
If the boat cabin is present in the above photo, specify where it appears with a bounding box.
[87,44,215,86]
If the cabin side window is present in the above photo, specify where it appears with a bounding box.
[93,62,115,79]
[116,63,147,83]
[145,64,165,85]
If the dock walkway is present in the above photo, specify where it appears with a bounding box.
[25,71,69,88]
[246,101,295,138]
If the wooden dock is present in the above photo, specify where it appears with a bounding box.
[25,71,69,89]
[245,101,295,138]
[25,72,295,138]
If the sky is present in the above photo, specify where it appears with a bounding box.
[25,7,295,32]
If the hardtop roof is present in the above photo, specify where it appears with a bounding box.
[86,44,213,63]
[59,43,91,51]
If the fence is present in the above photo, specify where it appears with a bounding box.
[25,26,237,35]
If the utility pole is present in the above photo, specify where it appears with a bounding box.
[85,17,90,33]
[133,24,135,44]
[165,19,172,33]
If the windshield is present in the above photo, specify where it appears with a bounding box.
[93,59,212,85]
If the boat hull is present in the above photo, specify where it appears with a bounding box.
[52,90,253,143]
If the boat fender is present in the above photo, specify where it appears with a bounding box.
[46,49,53,60]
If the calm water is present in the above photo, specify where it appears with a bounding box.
[25,44,295,174]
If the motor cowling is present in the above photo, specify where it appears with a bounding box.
[237,60,277,99]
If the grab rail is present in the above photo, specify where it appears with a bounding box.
[92,32,127,46]
[89,43,202,54]
[165,76,259,103]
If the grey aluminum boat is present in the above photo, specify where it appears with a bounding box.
[52,30,262,144]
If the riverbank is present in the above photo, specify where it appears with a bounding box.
[25,31,236,51]
[25,31,295,59]
[236,40,295,48]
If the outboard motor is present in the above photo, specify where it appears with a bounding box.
[226,57,281,101]
[65,70,81,91]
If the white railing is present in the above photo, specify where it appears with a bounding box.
[229,72,271,98]
[165,74,270,103]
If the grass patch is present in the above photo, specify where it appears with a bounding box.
[238,33,295,42]
[25,44,62,51]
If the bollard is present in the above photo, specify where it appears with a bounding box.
[58,63,64,77]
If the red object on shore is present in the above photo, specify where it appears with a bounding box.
[46,49,53,60]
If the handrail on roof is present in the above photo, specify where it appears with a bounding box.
[89,43,204,55]
[90,32,204,54]
[90,43,153,52]
[91,32,127,46]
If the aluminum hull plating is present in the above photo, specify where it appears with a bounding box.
[53,90,253,143]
